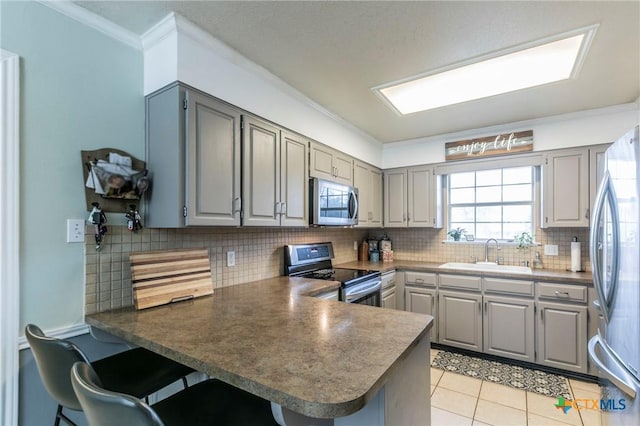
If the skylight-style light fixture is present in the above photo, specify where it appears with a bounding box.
[373,24,599,115]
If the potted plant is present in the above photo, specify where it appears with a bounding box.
[514,232,534,249]
[447,227,466,241]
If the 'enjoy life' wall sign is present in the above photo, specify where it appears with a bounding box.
[445,130,533,161]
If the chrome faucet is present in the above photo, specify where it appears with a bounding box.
[484,238,499,264]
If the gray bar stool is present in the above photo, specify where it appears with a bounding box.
[71,362,279,426]
[25,324,195,426]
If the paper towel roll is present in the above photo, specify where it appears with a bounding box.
[571,242,581,272]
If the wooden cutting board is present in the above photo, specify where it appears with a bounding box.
[130,248,213,310]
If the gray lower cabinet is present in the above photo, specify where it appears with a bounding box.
[483,295,535,362]
[438,290,482,351]
[241,115,308,227]
[405,286,437,341]
[146,83,241,227]
[536,300,588,374]
[382,286,397,310]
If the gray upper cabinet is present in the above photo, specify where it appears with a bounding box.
[384,166,442,228]
[146,83,241,227]
[354,160,383,227]
[309,141,353,185]
[542,147,589,227]
[242,115,308,227]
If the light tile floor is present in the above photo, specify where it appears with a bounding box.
[430,349,603,426]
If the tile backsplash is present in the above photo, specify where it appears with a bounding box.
[85,225,590,313]
[85,226,368,314]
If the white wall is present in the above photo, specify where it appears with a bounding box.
[383,104,640,169]
[0,1,144,333]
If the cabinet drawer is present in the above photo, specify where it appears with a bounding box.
[484,277,533,296]
[381,271,396,290]
[536,282,587,303]
[439,274,481,291]
[404,271,436,287]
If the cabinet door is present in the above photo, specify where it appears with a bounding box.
[405,286,437,341]
[354,161,383,228]
[333,151,354,185]
[242,116,280,226]
[382,287,397,310]
[438,290,482,351]
[536,301,587,373]
[280,131,308,227]
[408,166,433,227]
[483,295,534,362]
[186,91,241,226]
[370,167,383,226]
[354,161,371,226]
[309,142,334,181]
[542,148,589,227]
[384,168,407,227]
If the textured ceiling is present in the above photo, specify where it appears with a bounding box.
[74,1,640,143]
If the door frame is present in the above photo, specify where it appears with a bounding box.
[1,49,20,426]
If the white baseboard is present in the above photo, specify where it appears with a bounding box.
[19,323,90,351]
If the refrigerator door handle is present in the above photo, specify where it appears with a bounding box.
[589,171,620,323]
[588,334,638,399]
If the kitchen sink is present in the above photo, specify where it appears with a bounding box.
[439,262,532,274]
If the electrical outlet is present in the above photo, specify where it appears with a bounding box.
[544,244,559,256]
[66,219,85,243]
[226,251,236,267]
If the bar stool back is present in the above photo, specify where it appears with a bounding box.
[25,324,194,426]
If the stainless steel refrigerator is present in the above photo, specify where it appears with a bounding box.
[588,125,640,425]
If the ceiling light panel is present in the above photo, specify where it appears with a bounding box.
[374,25,598,115]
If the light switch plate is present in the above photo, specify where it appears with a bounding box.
[544,244,559,256]
[226,251,236,267]
[66,219,85,243]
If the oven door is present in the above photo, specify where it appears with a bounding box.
[342,279,381,307]
[311,178,358,226]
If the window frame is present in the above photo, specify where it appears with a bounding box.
[446,165,540,242]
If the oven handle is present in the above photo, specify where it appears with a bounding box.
[345,280,381,302]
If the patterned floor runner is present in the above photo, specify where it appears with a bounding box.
[431,349,572,399]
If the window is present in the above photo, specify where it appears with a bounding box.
[448,166,534,240]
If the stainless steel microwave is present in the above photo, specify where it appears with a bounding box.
[309,178,358,226]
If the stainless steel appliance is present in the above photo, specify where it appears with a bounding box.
[309,178,358,226]
[588,125,640,425]
[284,242,381,306]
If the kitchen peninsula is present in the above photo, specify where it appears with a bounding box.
[86,276,433,425]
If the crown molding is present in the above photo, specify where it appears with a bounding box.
[38,1,142,50]
[158,12,380,146]
[384,102,640,148]
[140,12,177,50]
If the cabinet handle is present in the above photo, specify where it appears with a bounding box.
[281,202,287,215]
[555,291,570,297]
[415,278,424,283]
[275,201,281,215]
[478,301,481,313]
[484,301,487,313]
[233,197,242,214]
[585,208,590,219]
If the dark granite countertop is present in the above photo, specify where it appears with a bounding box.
[86,276,433,418]
[337,260,593,285]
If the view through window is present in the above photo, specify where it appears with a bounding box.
[448,166,534,240]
